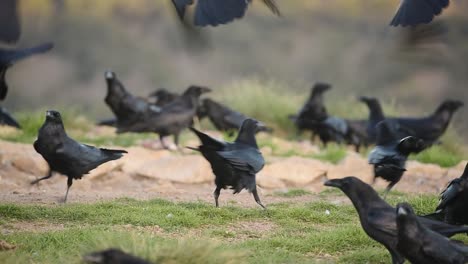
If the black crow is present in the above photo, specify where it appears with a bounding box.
[389,100,464,149]
[324,177,468,264]
[148,88,179,107]
[83,248,151,264]
[426,163,468,225]
[0,42,54,101]
[396,202,468,264]
[0,0,20,44]
[188,118,266,208]
[102,70,160,128]
[290,83,331,133]
[359,96,386,144]
[368,120,425,197]
[120,85,210,148]
[172,0,280,27]
[31,110,127,202]
[390,0,450,27]
[198,98,272,135]
[0,106,20,128]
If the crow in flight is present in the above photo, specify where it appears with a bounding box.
[390,0,450,27]
[32,110,127,202]
[172,0,280,27]
[189,118,266,208]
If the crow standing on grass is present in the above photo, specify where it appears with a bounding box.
[31,110,127,202]
[390,0,450,27]
[121,85,210,149]
[99,70,160,128]
[426,163,468,225]
[83,248,151,264]
[172,0,281,27]
[189,118,266,208]
[368,120,425,198]
[396,202,468,264]
[389,100,464,149]
[198,98,273,135]
[324,177,468,264]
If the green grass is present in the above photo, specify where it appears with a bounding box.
[0,193,444,264]
[274,189,311,198]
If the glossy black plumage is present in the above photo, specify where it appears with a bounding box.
[103,70,160,129]
[0,0,20,44]
[172,0,280,27]
[120,85,210,148]
[359,96,386,144]
[0,106,20,128]
[148,88,179,107]
[31,110,127,202]
[427,163,468,225]
[390,0,450,27]
[0,42,54,101]
[83,248,150,264]
[396,203,468,264]
[389,100,463,149]
[189,119,265,208]
[324,177,468,264]
[198,98,272,134]
[368,120,425,197]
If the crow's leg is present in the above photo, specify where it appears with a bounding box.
[63,177,73,203]
[252,187,266,209]
[214,187,221,207]
[159,135,169,149]
[383,181,397,200]
[173,133,180,149]
[31,169,53,185]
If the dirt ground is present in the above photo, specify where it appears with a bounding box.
[0,139,466,206]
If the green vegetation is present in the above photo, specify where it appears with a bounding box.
[274,189,311,198]
[0,193,457,264]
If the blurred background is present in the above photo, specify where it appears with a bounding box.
[3,0,468,138]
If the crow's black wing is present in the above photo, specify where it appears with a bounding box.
[0,0,20,44]
[194,0,249,26]
[0,42,54,65]
[436,179,463,211]
[217,147,264,173]
[390,0,449,27]
[172,0,194,21]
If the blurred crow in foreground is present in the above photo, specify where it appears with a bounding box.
[324,177,468,264]
[0,0,20,44]
[390,0,449,27]
[0,42,54,101]
[31,110,127,202]
[389,99,464,150]
[396,202,468,264]
[198,98,272,135]
[99,70,160,128]
[0,106,20,128]
[83,248,151,264]
[120,85,210,148]
[189,119,266,208]
[426,163,468,225]
[368,120,425,198]
[148,88,179,107]
[172,0,280,27]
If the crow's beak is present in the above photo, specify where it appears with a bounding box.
[104,70,114,80]
[358,96,369,103]
[200,86,211,94]
[397,206,408,216]
[324,179,342,188]
[46,111,53,118]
